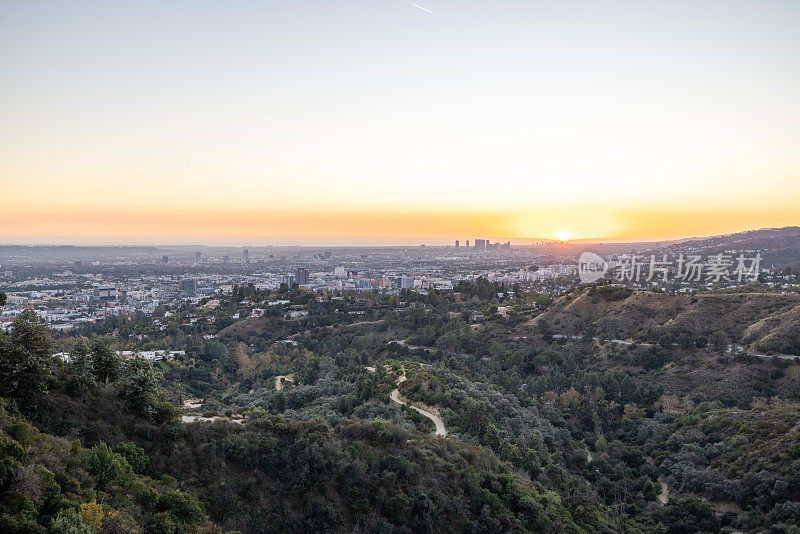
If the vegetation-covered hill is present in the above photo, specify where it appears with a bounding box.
[4,279,800,532]
[530,285,800,355]
[0,399,209,533]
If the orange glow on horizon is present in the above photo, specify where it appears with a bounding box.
[1,201,798,245]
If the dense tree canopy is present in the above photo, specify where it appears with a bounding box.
[0,310,54,401]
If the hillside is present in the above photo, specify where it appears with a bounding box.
[18,391,595,533]
[5,280,800,532]
[529,285,800,354]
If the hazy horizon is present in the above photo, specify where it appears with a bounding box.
[1,223,796,248]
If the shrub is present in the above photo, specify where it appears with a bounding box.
[86,443,132,489]
[110,442,149,473]
[50,509,96,534]
[156,490,203,527]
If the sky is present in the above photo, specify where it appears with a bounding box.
[1,0,799,245]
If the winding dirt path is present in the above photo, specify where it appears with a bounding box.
[366,365,447,436]
[390,374,447,437]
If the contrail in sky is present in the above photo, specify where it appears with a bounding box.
[409,2,434,14]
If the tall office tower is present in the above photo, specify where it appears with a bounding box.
[161,255,168,264]
[455,240,460,247]
[466,240,469,248]
[180,278,198,296]
[195,251,201,261]
[295,267,310,285]
[243,248,249,263]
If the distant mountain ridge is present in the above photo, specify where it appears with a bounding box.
[660,226,800,267]
[547,226,800,265]
[666,226,800,251]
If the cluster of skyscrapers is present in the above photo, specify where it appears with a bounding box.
[281,267,310,288]
[455,239,511,250]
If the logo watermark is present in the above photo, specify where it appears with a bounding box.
[578,252,608,283]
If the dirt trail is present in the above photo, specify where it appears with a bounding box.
[545,333,800,359]
[392,372,447,436]
[367,365,447,436]
[658,479,669,504]
[180,398,243,424]
[181,414,244,424]
[275,374,294,391]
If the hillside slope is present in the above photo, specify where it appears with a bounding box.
[529,286,800,353]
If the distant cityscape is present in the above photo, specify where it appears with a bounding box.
[2,227,797,333]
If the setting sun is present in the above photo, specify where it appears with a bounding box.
[555,231,575,242]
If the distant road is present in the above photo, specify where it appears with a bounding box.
[521,334,800,360]
[390,339,474,359]
[727,344,800,360]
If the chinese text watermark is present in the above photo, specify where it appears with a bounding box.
[578,252,761,284]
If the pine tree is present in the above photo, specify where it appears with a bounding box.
[119,356,162,417]
[0,309,54,400]
[91,338,121,386]
[67,337,95,398]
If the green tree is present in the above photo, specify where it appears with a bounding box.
[87,442,133,488]
[90,338,120,385]
[50,509,96,534]
[0,309,54,400]
[149,512,177,534]
[0,292,7,306]
[655,496,719,534]
[156,490,203,528]
[110,442,149,473]
[118,356,162,417]
[709,330,729,355]
[201,340,228,362]
[66,337,95,398]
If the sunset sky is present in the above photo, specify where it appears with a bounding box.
[2,1,799,244]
